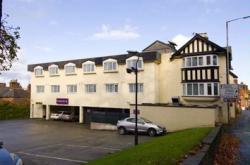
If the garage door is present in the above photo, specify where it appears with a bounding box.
[84,108,129,125]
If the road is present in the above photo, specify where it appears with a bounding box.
[0,119,151,165]
[229,110,250,165]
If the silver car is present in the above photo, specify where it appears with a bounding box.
[117,117,167,137]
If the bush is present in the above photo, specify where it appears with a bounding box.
[0,101,30,120]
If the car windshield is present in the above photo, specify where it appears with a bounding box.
[141,118,152,123]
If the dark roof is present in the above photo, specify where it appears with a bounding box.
[171,33,227,59]
[0,87,29,98]
[28,51,160,71]
[229,71,238,78]
[143,40,176,52]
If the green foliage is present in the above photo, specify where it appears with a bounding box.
[0,14,20,71]
[0,101,29,120]
[88,128,212,165]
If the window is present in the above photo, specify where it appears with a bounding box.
[129,83,143,93]
[36,85,44,93]
[51,85,60,93]
[34,66,43,76]
[65,63,76,75]
[103,59,118,72]
[183,83,219,96]
[106,84,118,93]
[192,57,198,66]
[126,57,143,70]
[85,84,96,93]
[67,84,77,93]
[184,55,218,68]
[83,61,95,73]
[49,64,59,76]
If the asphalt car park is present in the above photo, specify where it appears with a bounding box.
[0,119,151,165]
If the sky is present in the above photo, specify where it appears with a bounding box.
[1,0,250,88]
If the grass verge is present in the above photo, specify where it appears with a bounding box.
[88,127,212,165]
[0,101,29,120]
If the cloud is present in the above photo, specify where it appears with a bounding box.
[0,50,30,88]
[49,20,59,26]
[90,24,140,40]
[35,46,53,52]
[171,34,191,49]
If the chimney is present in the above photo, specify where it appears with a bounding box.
[9,79,22,89]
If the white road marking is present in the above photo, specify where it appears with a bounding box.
[66,144,121,151]
[17,152,88,164]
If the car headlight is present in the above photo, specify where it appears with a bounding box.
[10,153,23,165]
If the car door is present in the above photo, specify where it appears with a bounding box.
[126,118,136,131]
[138,119,147,133]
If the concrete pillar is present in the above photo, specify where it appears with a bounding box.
[79,106,84,123]
[46,105,50,120]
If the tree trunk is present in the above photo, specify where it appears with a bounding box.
[0,0,2,29]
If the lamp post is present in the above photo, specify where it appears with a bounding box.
[127,50,140,146]
[226,16,250,123]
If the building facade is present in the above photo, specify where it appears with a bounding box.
[28,33,233,125]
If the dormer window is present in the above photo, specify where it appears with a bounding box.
[126,56,143,70]
[103,59,118,72]
[34,66,43,77]
[48,64,59,76]
[82,61,95,73]
[65,63,76,75]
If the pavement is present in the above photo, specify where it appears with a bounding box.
[229,110,250,165]
[0,119,151,165]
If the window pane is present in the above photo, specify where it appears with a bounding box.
[187,84,192,95]
[214,83,218,95]
[192,57,197,66]
[193,83,198,95]
[207,83,212,95]
[183,84,186,96]
[206,56,211,65]
[213,55,217,65]
[199,84,204,95]
[186,57,191,67]
[198,57,203,66]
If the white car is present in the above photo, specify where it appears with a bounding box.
[50,112,63,120]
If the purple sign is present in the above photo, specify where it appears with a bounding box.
[56,98,69,105]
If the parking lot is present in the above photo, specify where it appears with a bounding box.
[0,119,151,165]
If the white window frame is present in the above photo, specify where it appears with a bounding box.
[34,66,44,77]
[103,59,118,72]
[36,85,44,93]
[82,61,96,74]
[183,82,219,96]
[105,83,118,93]
[183,55,218,68]
[85,84,96,93]
[126,56,144,70]
[129,83,143,93]
[48,64,59,76]
[67,84,77,94]
[51,85,60,93]
[65,63,76,75]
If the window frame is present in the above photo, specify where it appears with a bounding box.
[48,64,59,76]
[34,66,44,77]
[51,85,60,93]
[64,63,76,75]
[129,83,144,93]
[183,55,218,68]
[36,85,45,93]
[126,56,144,71]
[105,83,118,93]
[103,59,118,72]
[67,84,77,94]
[85,84,96,93]
[183,82,219,96]
[82,61,96,74]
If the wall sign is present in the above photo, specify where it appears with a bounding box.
[56,98,69,105]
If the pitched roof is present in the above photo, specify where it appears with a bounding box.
[171,33,227,59]
[143,40,176,52]
[229,71,238,78]
[27,51,160,71]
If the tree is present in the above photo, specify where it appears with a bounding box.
[0,0,20,71]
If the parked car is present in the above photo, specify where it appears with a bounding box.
[50,111,63,120]
[0,142,23,165]
[61,111,78,122]
[117,117,167,137]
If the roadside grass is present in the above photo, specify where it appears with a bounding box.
[0,101,29,120]
[87,127,212,165]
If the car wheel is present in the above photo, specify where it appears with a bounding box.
[148,128,156,137]
[118,127,126,135]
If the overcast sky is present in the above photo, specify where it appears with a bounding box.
[1,0,250,87]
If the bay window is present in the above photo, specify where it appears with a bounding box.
[183,82,219,96]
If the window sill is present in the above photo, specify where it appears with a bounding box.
[83,72,96,75]
[35,75,44,77]
[65,73,77,76]
[50,74,60,77]
[182,96,220,102]
[103,70,118,73]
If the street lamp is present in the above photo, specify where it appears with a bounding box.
[226,16,250,123]
[127,50,140,146]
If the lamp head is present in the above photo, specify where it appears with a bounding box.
[126,68,133,73]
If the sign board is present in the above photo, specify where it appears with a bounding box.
[220,84,239,102]
[56,98,69,105]
[133,109,140,115]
